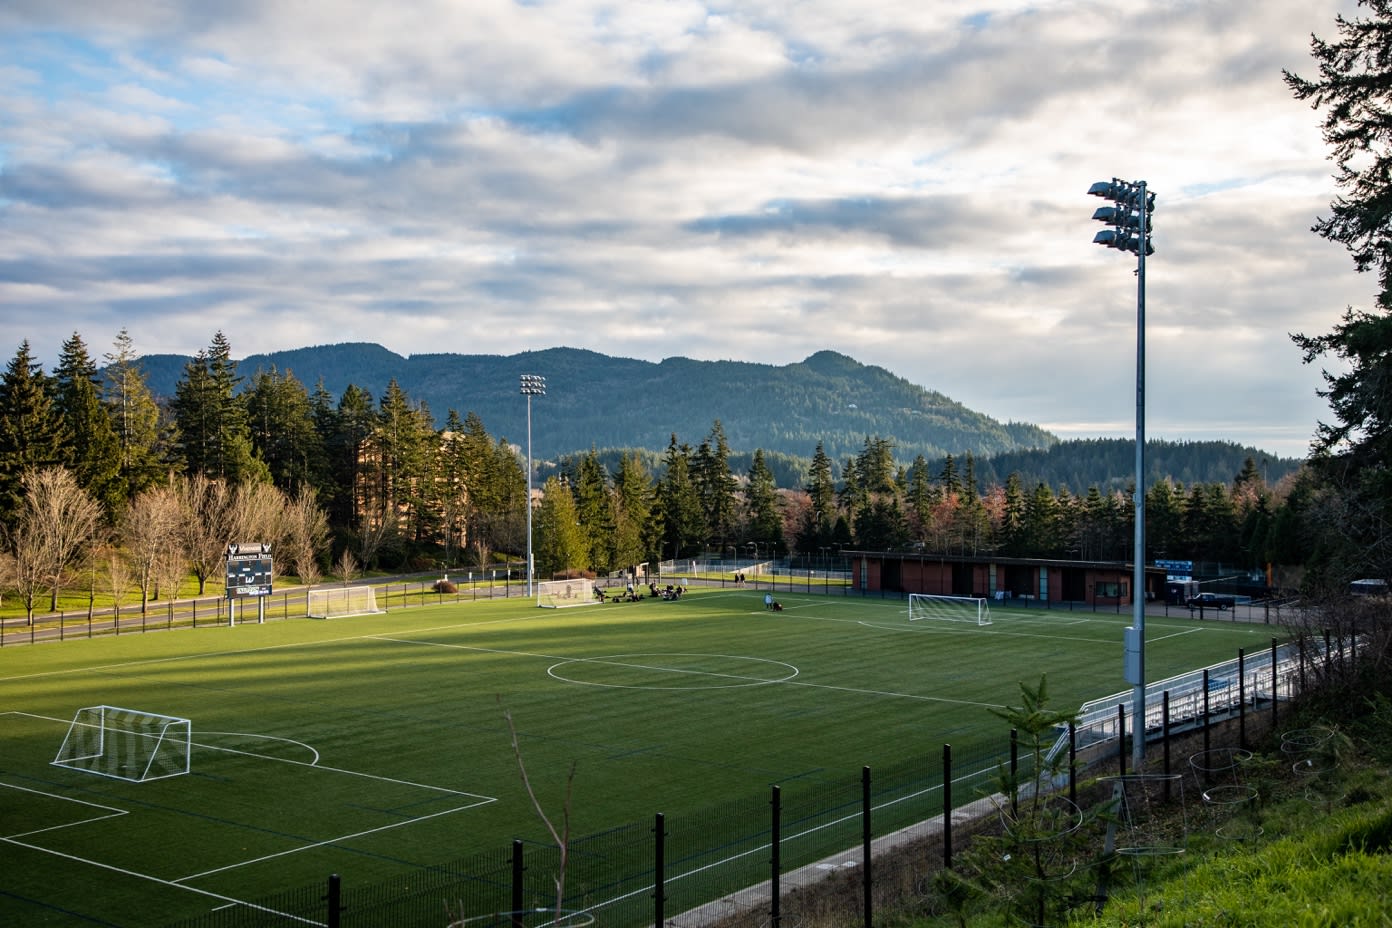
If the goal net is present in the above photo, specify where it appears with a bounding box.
[536,579,600,609]
[307,585,382,618]
[908,593,992,626]
[52,705,191,782]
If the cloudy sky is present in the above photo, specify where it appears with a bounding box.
[0,0,1371,459]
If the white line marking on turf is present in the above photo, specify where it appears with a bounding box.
[0,782,128,838]
[197,731,322,766]
[172,798,494,883]
[0,834,325,925]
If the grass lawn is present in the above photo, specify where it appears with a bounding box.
[0,589,1273,927]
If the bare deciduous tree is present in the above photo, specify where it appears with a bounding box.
[1,518,49,623]
[336,547,360,586]
[0,468,104,616]
[282,486,329,586]
[95,542,131,622]
[121,484,183,615]
[174,473,237,595]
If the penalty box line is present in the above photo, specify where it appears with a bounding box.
[0,832,324,927]
[2,711,498,886]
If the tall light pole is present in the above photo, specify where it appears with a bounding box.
[520,373,546,597]
[1088,177,1155,769]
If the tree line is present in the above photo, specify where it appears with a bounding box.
[1,325,1347,624]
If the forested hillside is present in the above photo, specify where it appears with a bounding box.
[133,342,1300,491]
[131,343,1056,463]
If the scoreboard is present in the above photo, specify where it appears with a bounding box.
[226,543,273,597]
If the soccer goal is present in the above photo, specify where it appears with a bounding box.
[307,585,383,618]
[536,579,600,609]
[908,593,992,626]
[52,705,191,782]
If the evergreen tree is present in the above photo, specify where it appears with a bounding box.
[0,341,66,521]
[533,474,586,579]
[329,384,377,532]
[1000,473,1027,556]
[655,435,704,561]
[245,366,323,492]
[171,332,261,482]
[612,452,654,570]
[1286,3,1392,579]
[799,442,838,553]
[692,420,739,551]
[53,332,123,516]
[102,328,170,500]
[374,380,436,544]
[745,449,785,554]
[572,450,615,573]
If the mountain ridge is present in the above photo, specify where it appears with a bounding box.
[129,342,1301,490]
[132,342,1058,463]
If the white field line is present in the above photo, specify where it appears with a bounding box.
[1147,627,1206,644]
[374,635,1003,709]
[172,798,494,883]
[0,781,128,838]
[2,710,497,887]
[0,834,325,926]
[0,611,552,686]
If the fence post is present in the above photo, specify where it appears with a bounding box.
[511,839,524,928]
[770,785,782,928]
[1068,723,1077,807]
[1009,728,1019,818]
[326,873,341,928]
[1117,703,1126,777]
[1238,647,1247,750]
[1272,638,1280,728]
[1202,669,1211,761]
[942,744,953,869]
[654,813,666,928]
[862,766,872,928]
[1162,690,1172,802]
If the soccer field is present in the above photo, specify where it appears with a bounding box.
[0,589,1272,926]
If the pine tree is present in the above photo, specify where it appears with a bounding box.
[745,449,785,554]
[172,332,262,482]
[612,452,654,569]
[692,420,739,551]
[1286,2,1392,577]
[53,332,123,516]
[655,435,704,561]
[572,450,615,573]
[0,341,66,522]
[102,328,169,501]
[245,366,324,492]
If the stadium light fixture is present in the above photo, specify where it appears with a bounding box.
[520,373,546,597]
[1089,177,1154,770]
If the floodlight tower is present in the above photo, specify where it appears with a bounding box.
[520,373,546,596]
[1088,177,1155,769]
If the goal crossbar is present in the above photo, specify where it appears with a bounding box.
[908,593,992,626]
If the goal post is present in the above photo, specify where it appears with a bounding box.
[52,705,191,782]
[307,585,382,618]
[908,593,992,626]
[536,579,601,609]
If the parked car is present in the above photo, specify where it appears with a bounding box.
[1186,592,1235,611]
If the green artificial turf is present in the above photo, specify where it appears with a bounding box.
[0,589,1271,926]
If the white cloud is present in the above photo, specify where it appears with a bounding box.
[0,0,1371,459]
